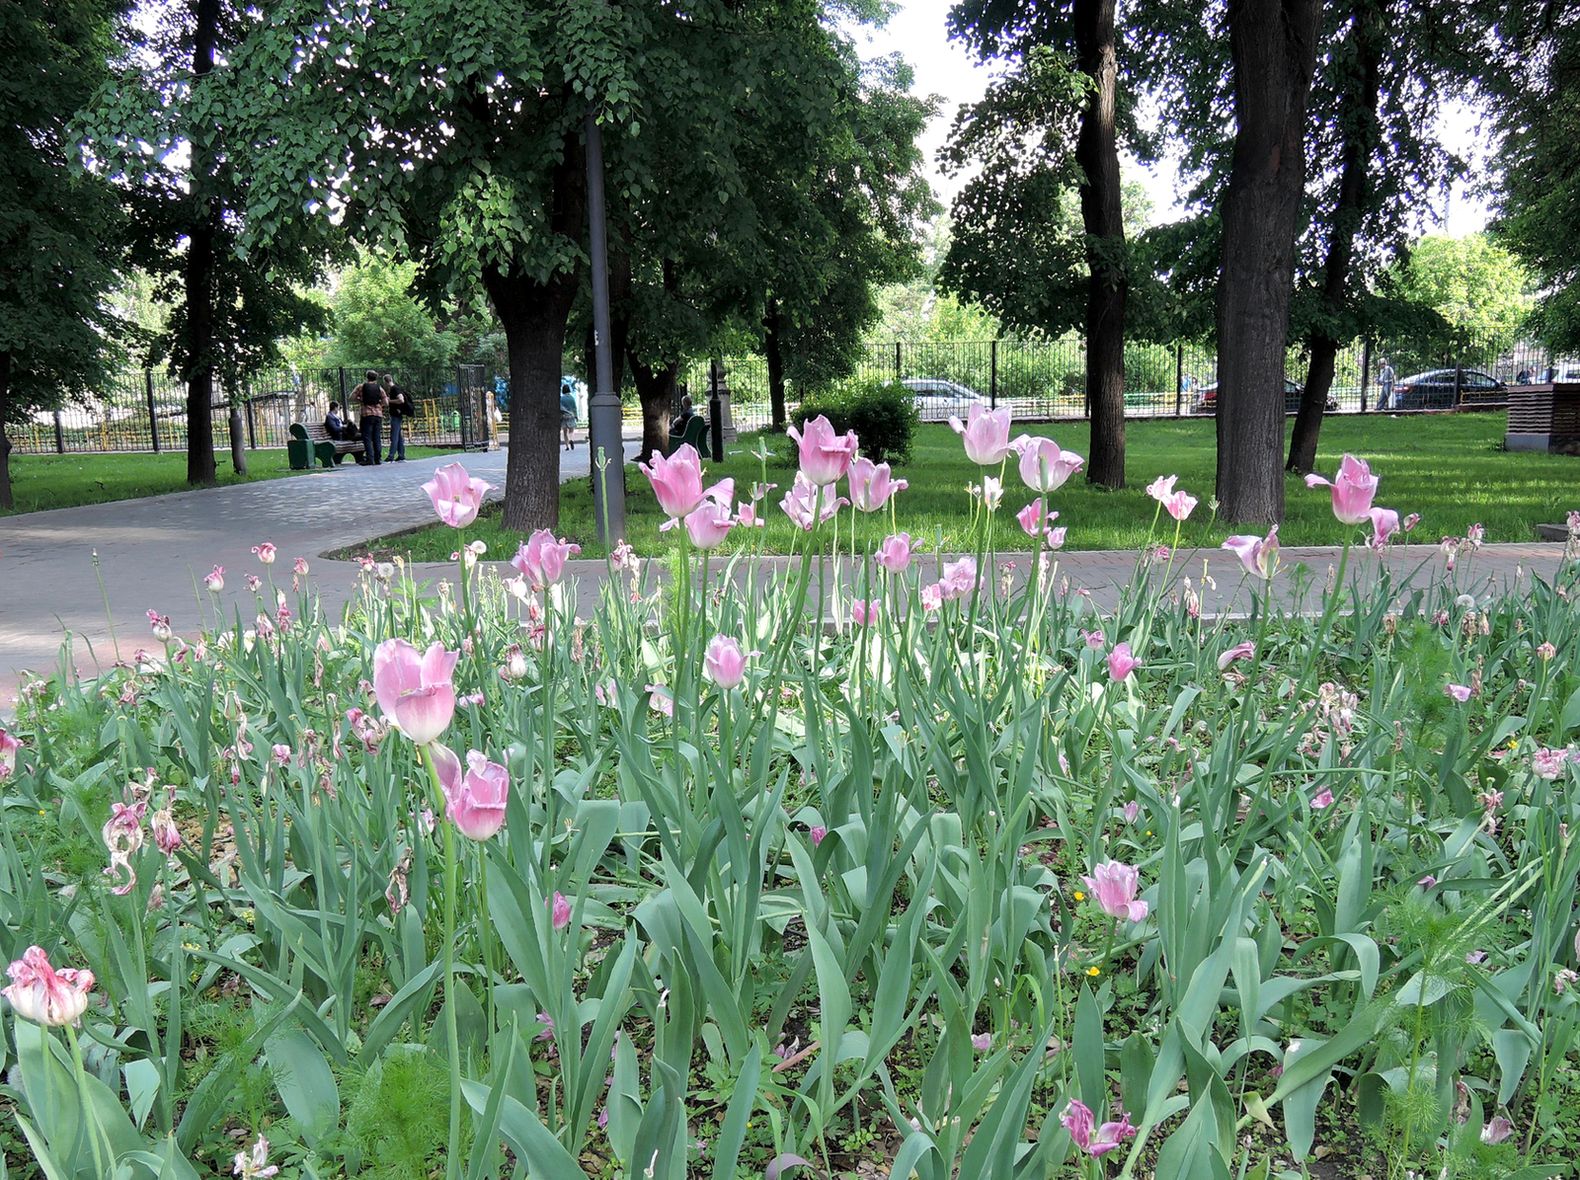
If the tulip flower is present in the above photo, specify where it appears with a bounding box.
[3,946,94,1027]
[1217,641,1256,671]
[683,499,734,549]
[1222,525,1280,580]
[875,532,915,572]
[1107,642,1139,681]
[373,638,459,745]
[1481,1116,1514,1146]
[146,610,172,642]
[550,891,572,931]
[1061,1099,1137,1158]
[920,583,943,612]
[1014,435,1084,492]
[431,743,509,841]
[421,462,491,528]
[204,565,225,592]
[511,530,582,591]
[232,1133,281,1179]
[848,457,907,512]
[940,556,979,601]
[251,542,276,565]
[1445,682,1473,703]
[1304,453,1379,525]
[1533,747,1571,780]
[950,403,1013,465]
[646,684,675,717]
[809,825,828,847]
[0,729,18,780]
[703,635,747,689]
[971,1033,992,1052]
[1368,506,1401,550]
[780,471,848,530]
[1310,788,1335,809]
[639,445,707,519]
[787,415,858,485]
[1017,499,1061,542]
[850,598,880,626]
[1080,860,1149,922]
[1146,475,1198,522]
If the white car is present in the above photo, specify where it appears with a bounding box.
[901,378,985,422]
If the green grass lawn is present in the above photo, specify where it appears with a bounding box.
[371,412,1578,561]
[2,446,461,515]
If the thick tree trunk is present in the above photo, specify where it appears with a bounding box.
[487,266,579,532]
[184,0,221,486]
[765,295,787,430]
[1215,0,1322,524]
[1074,0,1129,489]
[0,352,13,511]
[1287,0,1383,474]
[631,359,679,463]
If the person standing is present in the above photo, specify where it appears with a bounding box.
[382,373,409,461]
[559,378,579,451]
[1377,358,1396,410]
[356,369,386,464]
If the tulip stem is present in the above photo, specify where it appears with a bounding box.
[64,1022,110,1178]
[421,743,464,1180]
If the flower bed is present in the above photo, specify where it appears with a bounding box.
[1,415,1578,1179]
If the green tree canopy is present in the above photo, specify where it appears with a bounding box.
[1392,232,1533,353]
[329,254,458,376]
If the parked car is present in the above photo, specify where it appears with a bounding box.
[901,377,985,421]
[1387,369,1505,411]
[1193,379,1334,415]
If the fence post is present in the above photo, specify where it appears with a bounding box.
[52,411,65,454]
[245,396,257,449]
[1359,340,1372,413]
[989,340,998,410]
[893,342,902,386]
[1175,342,1184,416]
[145,369,160,452]
[337,367,348,407]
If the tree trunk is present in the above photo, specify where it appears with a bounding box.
[765,294,787,430]
[487,265,579,532]
[1074,0,1129,489]
[1287,0,1383,474]
[631,359,679,463]
[0,352,13,511]
[183,0,221,486]
[1215,0,1322,524]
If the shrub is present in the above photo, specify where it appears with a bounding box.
[791,378,919,464]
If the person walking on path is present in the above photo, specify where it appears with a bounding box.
[559,379,579,451]
[382,373,409,461]
[356,370,387,464]
[1378,358,1396,410]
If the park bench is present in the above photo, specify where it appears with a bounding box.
[288,422,364,470]
[666,415,708,456]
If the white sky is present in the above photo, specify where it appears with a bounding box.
[857,0,1493,236]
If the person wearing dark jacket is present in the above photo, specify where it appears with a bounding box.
[382,373,409,461]
[356,370,386,465]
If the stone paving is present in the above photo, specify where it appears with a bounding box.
[2,441,1573,710]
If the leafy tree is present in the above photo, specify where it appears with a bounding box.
[329,254,459,377]
[1391,233,1532,356]
[943,0,1136,489]
[0,0,129,509]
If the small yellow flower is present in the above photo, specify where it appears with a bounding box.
[1073,890,1086,902]
[1086,966,1101,977]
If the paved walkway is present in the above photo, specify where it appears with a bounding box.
[0,438,636,698]
[2,442,1573,708]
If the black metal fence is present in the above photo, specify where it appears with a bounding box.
[10,365,496,457]
[681,337,1579,434]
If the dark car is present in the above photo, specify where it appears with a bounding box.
[1193,379,1335,415]
[1386,369,1505,411]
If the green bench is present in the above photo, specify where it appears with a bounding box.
[289,422,365,470]
[666,415,708,456]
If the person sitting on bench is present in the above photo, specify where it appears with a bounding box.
[670,394,695,435]
[322,401,360,463]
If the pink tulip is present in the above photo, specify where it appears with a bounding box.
[373,638,459,745]
[251,542,276,565]
[293,557,309,577]
[1217,641,1256,671]
[950,403,1013,466]
[550,891,572,931]
[431,744,510,841]
[1017,499,1062,542]
[232,1134,280,1180]
[683,499,734,549]
[1107,642,1139,681]
[1146,475,1198,522]
[1368,507,1400,550]
[1081,860,1149,922]
[1533,747,1570,780]
[736,502,762,528]
[850,598,880,626]
[780,472,848,530]
[1121,801,1141,824]
[787,415,858,485]
[1221,525,1280,580]
[1305,454,1379,525]
[809,824,828,847]
[204,565,225,592]
[0,729,18,780]
[703,635,747,689]
[1310,788,1335,809]
[1061,1099,1137,1158]
[147,610,172,642]
[920,583,943,612]
[511,529,582,591]
[848,457,907,512]
[422,462,491,528]
[3,946,94,1027]
[971,1033,992,1053]
[639,445,706,519]
[875,533,915,573]
[1445,682,1473,703]
[1481,1116,1514,1145]
[1014,436,1084,492]
[940,556,979,601]
[646,684,674,717]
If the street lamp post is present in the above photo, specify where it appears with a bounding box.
[584,107,626,543]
